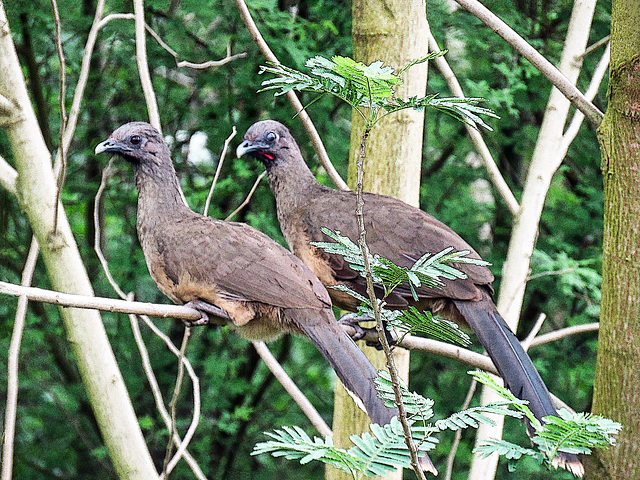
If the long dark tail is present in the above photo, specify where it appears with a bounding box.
[453,292,583,476]
[291,310,438,475]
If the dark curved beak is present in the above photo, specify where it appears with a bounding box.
[236,140,265,158]
[95,139,128,155]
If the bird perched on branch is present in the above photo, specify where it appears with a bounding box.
[237,119,583,475]
[94,122,407,444]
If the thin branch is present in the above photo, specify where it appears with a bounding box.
[559,42,610,157]
[50,0,67,234]
[427,31,519,216]
[252,341,332,437]
[204,127,237,217]
[61,0,108,153]
[0,155,17,195]
[2,237,39,480]
[133,0,161,131]
[129,311,206,480]
[453,0,604,126]
[0,281,211,323]
[444,377,477,480]
[579,35,610,59]
[163,328,191,476]
[233,0,348,191]
[521,313,547,352]
[145,27,246,69]
[529,323,599,348]
[0,280,590,413]
[225,171,266,221]
[355,129,426,480]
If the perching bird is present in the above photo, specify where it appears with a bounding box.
[94,122,410,447]
[237,119,583,475]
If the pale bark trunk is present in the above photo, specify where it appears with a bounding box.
[0,6,158,479]
[327,1,428,479]
[468,1,597,478]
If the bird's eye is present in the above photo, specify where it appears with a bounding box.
[130,135,142,145]
[265,131,278,143]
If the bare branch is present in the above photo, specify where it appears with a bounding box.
[225,171,266,221]
[233,0,349,191]
[0,281,213,323]
[559,42,610,157]
[428,32,519,216]
[50,0,67,233]
[444,377,477,480]
[453,0,604,126]
[133,0,161,131]
[145,27,247,69]
[252,341,332,437]
[128,310,206,480]
[0,155,17,195]
[530,323,599,348]
[205,127,237,216]
[2,237,39,480]
[521,313,547,352]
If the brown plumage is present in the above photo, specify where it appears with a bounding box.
[94,122,406,441]
[237,119,583,476]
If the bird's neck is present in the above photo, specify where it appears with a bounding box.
[265,154,325,218]
[133,162,191,231]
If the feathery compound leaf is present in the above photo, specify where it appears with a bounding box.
[389,307,471,346]
[469,370,537,424]
[532,409,622,456]
[252,426,365,474]
[374,370,435,421]
[475,438,544,464]
[434,402,524,432]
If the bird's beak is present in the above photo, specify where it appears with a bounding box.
[95,139,130,155]
[236,140,263,158]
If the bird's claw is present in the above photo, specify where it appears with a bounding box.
[183,300,230,327]
[338,312,373,341]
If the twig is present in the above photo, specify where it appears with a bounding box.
[204,127,237,216]
[129,310,206,480]
[133,0,161,131]
[428,31,519,216]
[453,0,604,126]
[145,27,247,69]
[579,35,610,59]
[559,42,610,157]
[2,237,40,480]
[233,0,348,191]
[50,0,67,234]
[225,171,266,221]
[252,341,332,437]
[529,323,599,348]
[163,328,191,476]
[354,129,426,480]
[444,378,477,480]
[521,313,547,352]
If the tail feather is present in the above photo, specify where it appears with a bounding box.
[291,310,439,475]
[453,292,582,474]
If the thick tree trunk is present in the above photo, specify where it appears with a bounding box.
[589,0,640,476]
[327,1,428,479]
[0,6,158,479]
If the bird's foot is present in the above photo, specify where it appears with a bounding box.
[338,313,396,350]
[183,300,231,327]
[338,312,372,341]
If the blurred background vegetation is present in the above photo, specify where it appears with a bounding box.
[0,0,609,478]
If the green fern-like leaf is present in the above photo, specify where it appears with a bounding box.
[252,426,365,475]
[390,307,471,346]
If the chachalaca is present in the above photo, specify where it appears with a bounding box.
[236,119,583,475]
[94,122,413,451]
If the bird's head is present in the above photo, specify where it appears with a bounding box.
[95,122,171,168]
[236,120,295,167]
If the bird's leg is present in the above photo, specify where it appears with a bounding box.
[183,300,231,327]
[338,312,396,350]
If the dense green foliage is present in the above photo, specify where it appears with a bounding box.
[0,0,609,478]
